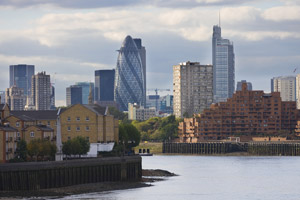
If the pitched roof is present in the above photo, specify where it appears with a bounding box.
[0,126,17,131]
[10,110,59,121]
[82,104,107,116]
[23,125,54,131]
[0,104,4,110]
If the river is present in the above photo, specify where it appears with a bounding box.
[60,155,300,200]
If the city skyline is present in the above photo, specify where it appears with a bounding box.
[0,0,299,106]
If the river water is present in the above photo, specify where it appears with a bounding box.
[60,155,300,200]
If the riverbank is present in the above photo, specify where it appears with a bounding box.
[134,142,163,154]
[0,169,176,199]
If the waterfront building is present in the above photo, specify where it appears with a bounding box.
[75,82,94,104]
[128,103,156,121]
[236,80,252,91]
[0,126,18,163]
[95,70,115,102]
[271,76,296,101]
[173,61,213,118]
[114,35,145,111]
[9,64,35,96]
[32,72,51,110]
[179,83,298,142]
[5,86,26,110]
[212,25,235,103]
[66,85,82,106]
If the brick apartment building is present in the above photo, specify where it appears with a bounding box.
[179,83,299,142]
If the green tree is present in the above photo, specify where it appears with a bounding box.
[27,139,57,161]
[119,123,141,151]
[15,140,27,161]
[62,136,90,158]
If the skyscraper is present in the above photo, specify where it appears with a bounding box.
[66,85,82,106]
[32,71,51,110]
[236,80,252,91]
[114,35,145,111]
[271,76,296,101]
[212,25,235,103]
[173,62,213,118]
[5,86,26,110]
[9,64,34,96]
[75,82,94,104]
[95,70,115,102]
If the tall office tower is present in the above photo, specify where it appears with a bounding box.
[66,85,82,106]
[95,70,115,102]
[5,86,26,110]
[236,80,252,91]
[32,71,51,110]
[114,35,145,111]
[173,62,213,118]
[133,38,146,105]
[212,25,235,103]
[271,76,296,102]
[75,82,94,104]
[50,86,55,110]
[9,64,35,96]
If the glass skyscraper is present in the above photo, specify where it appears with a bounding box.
[212,25,235,103]
[75,82,94,104]
[9,64,35,96]
[95,70,115,102]
[114,35,145,111]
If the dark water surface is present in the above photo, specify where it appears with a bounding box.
[60,155,300,200]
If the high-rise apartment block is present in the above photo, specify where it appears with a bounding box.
[95,70,115,102]
[66,85,82,106]
[9,64,34,96]
[32,72,51,110]
[173,62,213,118]
[296,75,300,109]
[212,25,235,103]
[237,80,252,91]
[75,82,94,104]
[50,86,55,110]
[114,35,145,111]
[5,86,26,110]
[271,76,296,101]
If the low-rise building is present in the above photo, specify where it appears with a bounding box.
[128,103,156,121]
[0,126,18,163]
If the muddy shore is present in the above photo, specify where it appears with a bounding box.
[0,169,176,199]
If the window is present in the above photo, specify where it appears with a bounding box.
[86,126,90,131]
[76,117,80,121]
[47,121,50,126]
[68,136,71,140]
[86,116,90,121]
[17,132,20,137]
[76,126,80,131]
[30,132,35,137]
[67,126,71,131]
[16,122,20,127]
[67,116,71,121]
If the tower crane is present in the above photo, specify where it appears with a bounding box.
[147,88,171,111]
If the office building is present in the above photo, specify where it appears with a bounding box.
[95,70,115,102]
[75,82,94,104]
[237,80,252,91]
[146,95,160,111]
[212,25,235,103]
[9,64,34,96]
[128,103,156,121]
[173,62,213,118]
[5,86,26,110]
[271,76,296,101]
[179,83,298,141]
[66,85,82,106]
[160,95,173,114]
[32,71,51,110]
[0,91,5,104]
[114,35,145,111]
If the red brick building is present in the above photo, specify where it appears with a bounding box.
[179,83,299,142]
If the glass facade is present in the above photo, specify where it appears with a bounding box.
[75,82,94,104]
[212,26,235,103]
[95,70,115,101]
[114,35,145,111]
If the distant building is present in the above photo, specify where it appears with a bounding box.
[50,86,55,110]
[9,64,35,96]
[0,91,5,104]
[95,70,115,102]
[114,35,145,111]
[5,86,26,110]
[179,83,298,142]
[66,85,82,106]
[160,95,173,114]
[128,103,156,121]
[146,95,160,111]
[295,74,300,109]
[32,72,51,110]
[271,76,296,101]
[75,82,94,104]
[173,61,213,118]
[212,25,235,103]
[236,80,252,91]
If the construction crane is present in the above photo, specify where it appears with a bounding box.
[147,88,171,111]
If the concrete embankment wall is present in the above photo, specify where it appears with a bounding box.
[163,142,300,156]
[0,156,141,191]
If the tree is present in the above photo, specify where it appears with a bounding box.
[15,140,27,161]
[183,112,190,118]
[119,123,141,151]
[108,106,129,123]
[27,139,57,161]
[62,136,90,158]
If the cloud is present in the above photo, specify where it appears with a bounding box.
[262,6,300,21]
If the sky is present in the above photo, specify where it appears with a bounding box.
[0,0,300,106]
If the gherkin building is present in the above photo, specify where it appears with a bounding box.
[114,35,145,111]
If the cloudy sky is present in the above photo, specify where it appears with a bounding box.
[0,0,300,106]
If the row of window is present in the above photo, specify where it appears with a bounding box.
[67,116,90,121]
[67,126,90,131]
